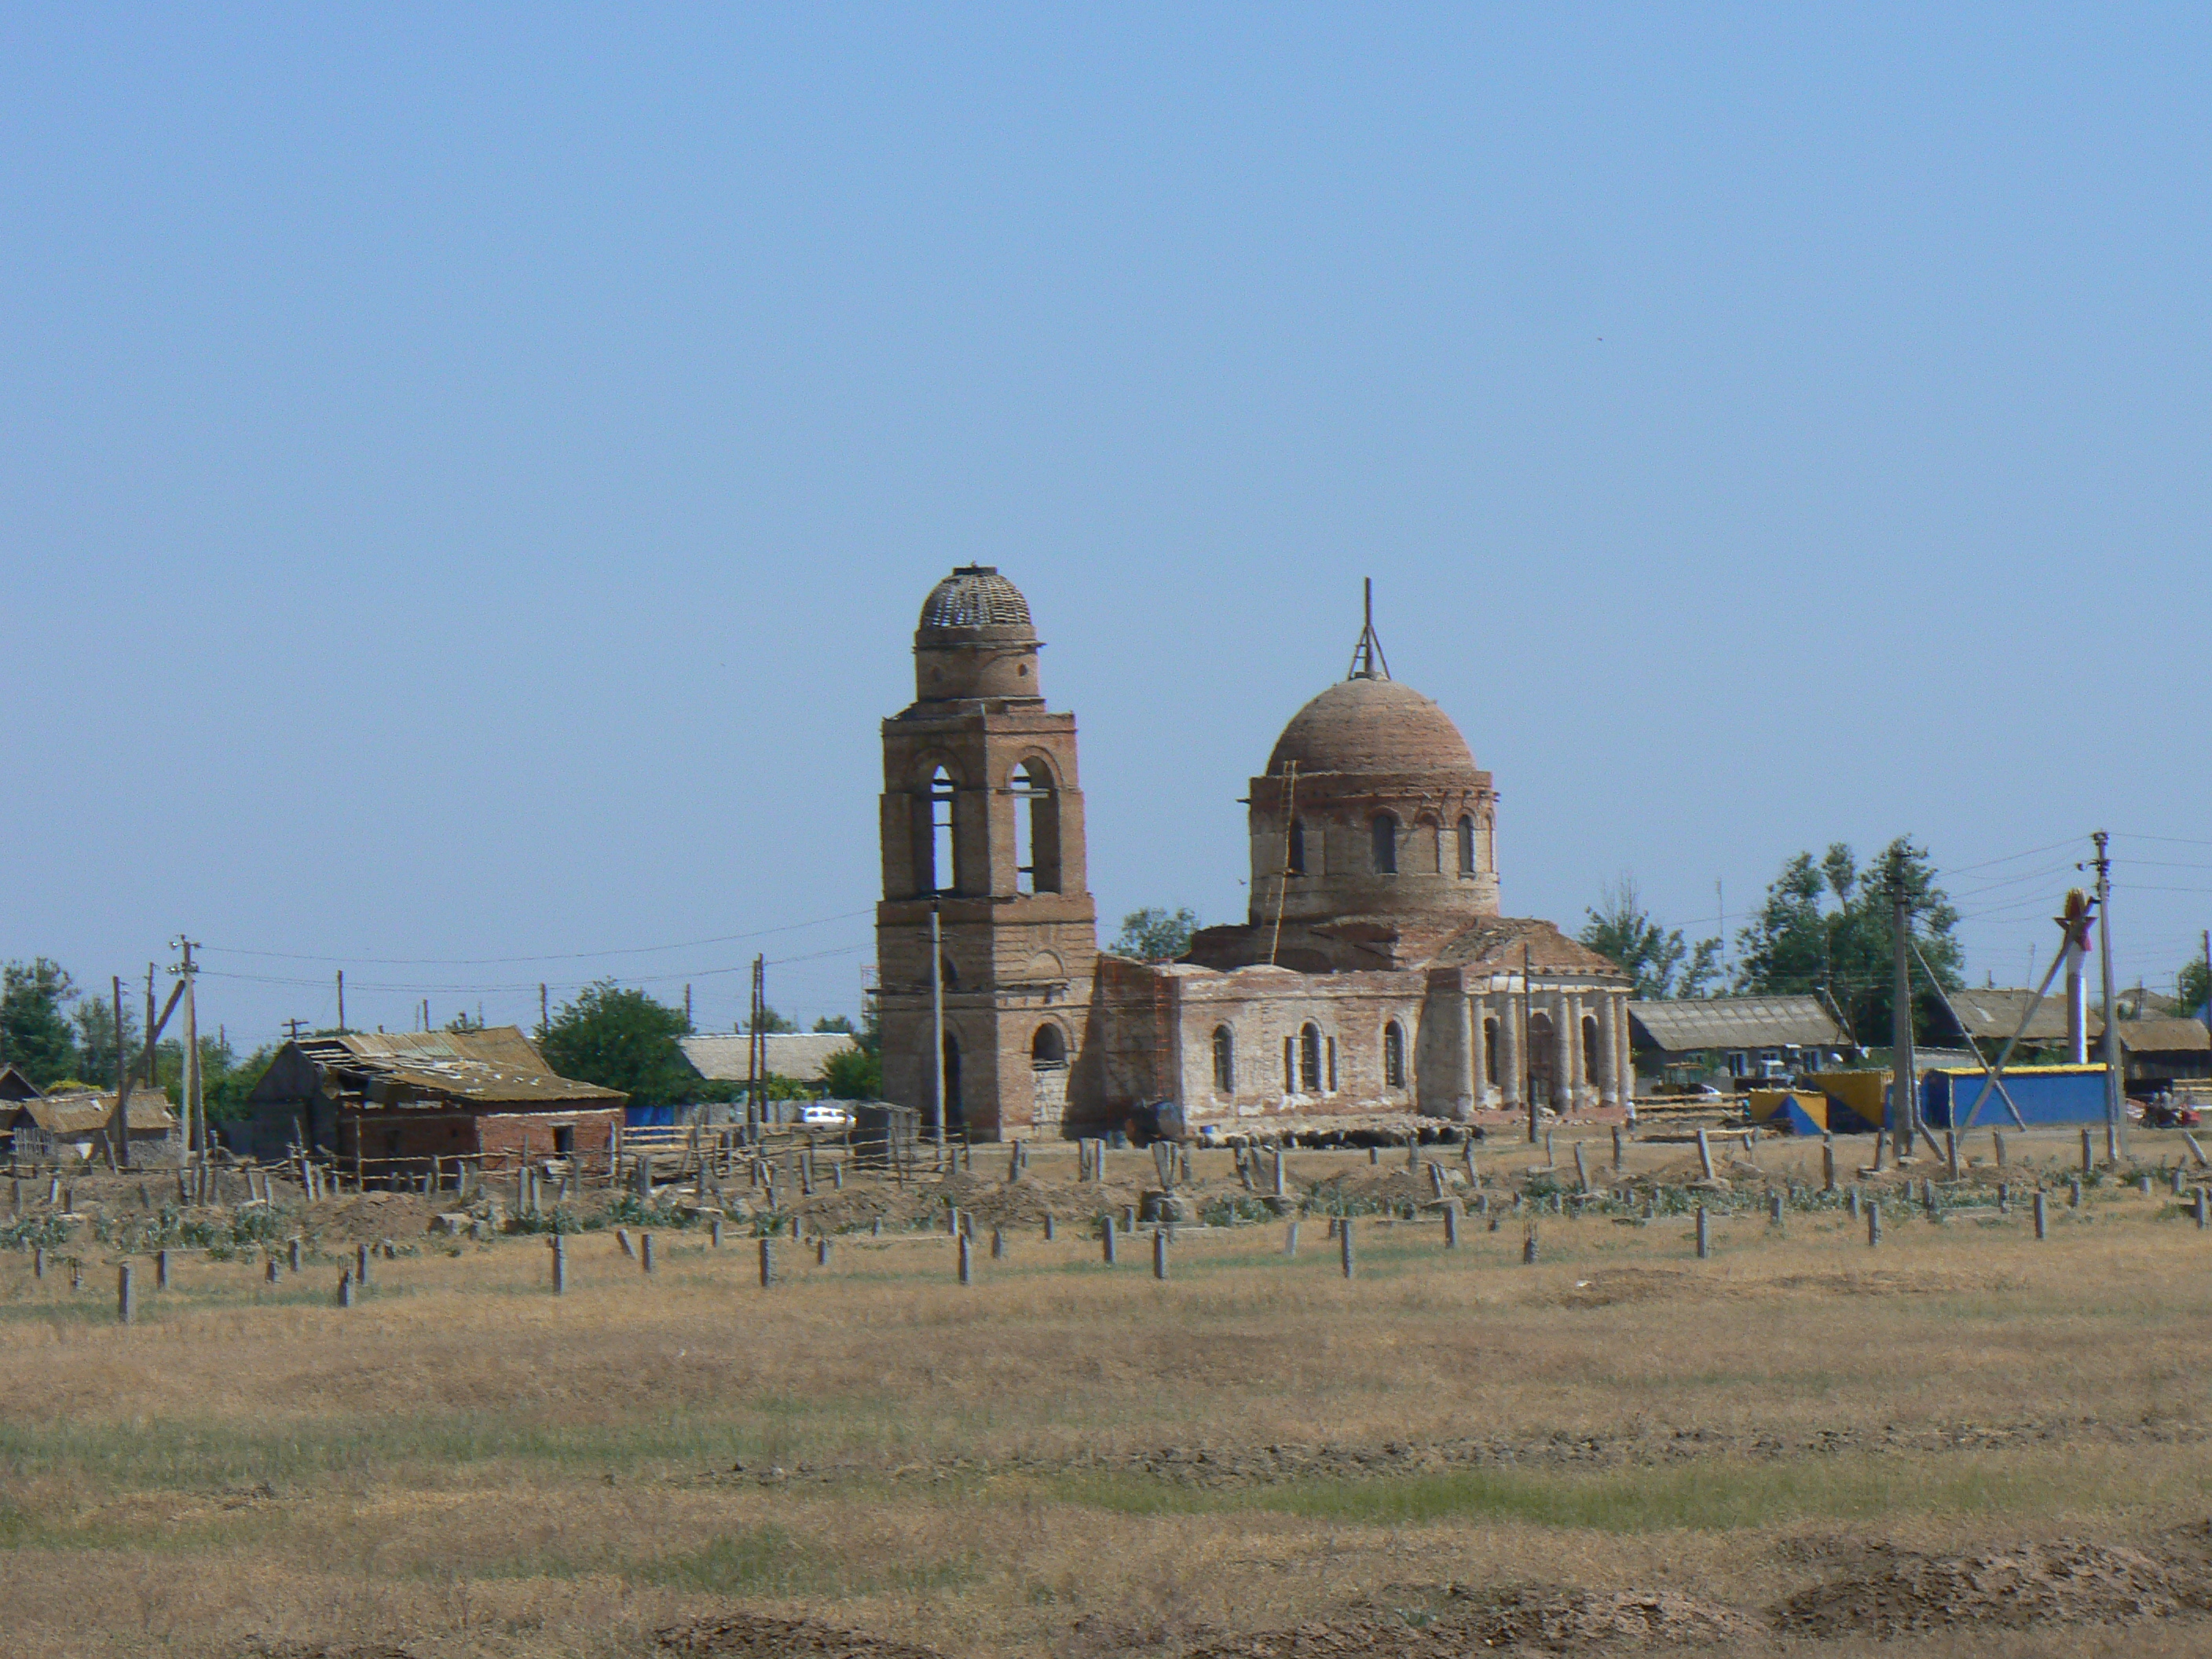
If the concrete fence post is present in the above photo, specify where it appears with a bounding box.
[1695,1207,1711,1259]
[156,1248,171,1291]
[1444,1201,1460,1250]
[958,1234,972,1286]
[816,1237,831,1268]
[287,1238,302,1274]
[758,1237,775,1288]
[117,1262,135,1325]
[1867,1203,1882,1247]
[2034,1189,2049,1239]
[355,1243,371,1290]
[1284,1221,1299,1256]
[640,1232,656,1275]
[1153,1229,1169,1282]
[1339,1217,1356,1279]
[551,1235,567,1294]
[1101,1217,1117,1266]
[338,1270,355,1307]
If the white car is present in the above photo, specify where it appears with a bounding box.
[801,1103,853,1130]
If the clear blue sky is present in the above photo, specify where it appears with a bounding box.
[5,6,2208,1046]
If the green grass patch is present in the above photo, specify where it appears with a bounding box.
[1046,1448,2203,1533]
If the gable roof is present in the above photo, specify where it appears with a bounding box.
[0,1064,43,1102]
[9,1090,175,1134]
[254,1027,626,1108]
[682,1033,859,1084]
[1939,987,2100,1042]
[1430,917,1628,979]
[2110,1018,2212,1055]
[1630,995,1848,1053]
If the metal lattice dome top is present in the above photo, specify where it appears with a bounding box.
[918,566,1034,634]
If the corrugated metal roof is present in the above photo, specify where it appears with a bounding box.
[1629,995,1846,1053]
[682,1033,859,1083]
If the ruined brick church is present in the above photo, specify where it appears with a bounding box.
[876,566,1631,1141]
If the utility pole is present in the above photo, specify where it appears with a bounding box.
[684,983,693,1029]
[110,976,132,1171]
[930,905,947,1152]
[335,969,346,1034]
[2093,830,2124,1161]
[539,983,550,1038]
[1888,848,1918,1160]
[144,965,158,1098]
[177,939,200,1163]
[284,1018,306,1043]
[2201,928,2210,1042]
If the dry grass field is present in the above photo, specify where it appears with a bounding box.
[3,1128,2210,1658]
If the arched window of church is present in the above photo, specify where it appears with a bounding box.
[1298,1023,1322,1093]
[1009,759,1060,895]
[1286,818,1306,876]
[928,767,958,894]
[1370,812,1398,875]
[1212,1025,1235,1094]
[1484,1018,1500,1086]
[1456,815,1476,876]
[1032,1024,1067,1065]
[1382,1021,1406,1089]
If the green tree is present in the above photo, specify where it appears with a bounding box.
[1578,874,1721,999]
[746,1005,797,1034]
[821,1046,882,1101]
[1733,839,1961,1045]
[1111,906,1200,962]
[540,982,698,1108]
[71,989,141,1089]
[0,959,80,1088]
[812,1015,855,1033]
[2179,956,2210,1022]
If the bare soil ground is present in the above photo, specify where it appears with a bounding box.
[2,1129,2210,1657]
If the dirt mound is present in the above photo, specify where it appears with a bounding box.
[1180,1585,1758,1655]
[656,1611,943,1657]
[1775,1538,2212,1637]
[303,1192,445,1245]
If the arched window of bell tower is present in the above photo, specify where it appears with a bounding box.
[928,766,959,895]
[1009,759,1061,894]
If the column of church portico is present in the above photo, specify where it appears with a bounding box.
[1498,996,1522,1108]
[1617,993,1638,1116]
[1467,997,1489,1110]
[1566,992,1587,1111]
[1553,991,1575,1113]
[1596,992,1620,1109]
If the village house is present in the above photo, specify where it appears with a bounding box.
[244,1027,624,1177]
[5,1090,181,1165]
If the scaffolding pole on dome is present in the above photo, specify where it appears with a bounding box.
[1347,577,1390,681]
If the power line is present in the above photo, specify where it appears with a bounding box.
[198,906,876,968]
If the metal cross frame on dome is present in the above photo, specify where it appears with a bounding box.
[1346,577,1391,681]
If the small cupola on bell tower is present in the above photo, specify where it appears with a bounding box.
[914,565,1044,703]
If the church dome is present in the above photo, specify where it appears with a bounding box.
[919,566,1034,635]
[1267,676,1475,776]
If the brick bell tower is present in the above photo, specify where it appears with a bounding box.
[876,566,1097,1141]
